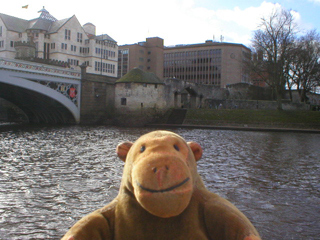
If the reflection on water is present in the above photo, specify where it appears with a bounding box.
[0,126,319,239]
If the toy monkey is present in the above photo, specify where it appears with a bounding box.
[62,130,261,240]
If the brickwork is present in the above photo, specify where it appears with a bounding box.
[118,37,164,79]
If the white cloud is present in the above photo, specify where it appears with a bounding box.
[143,0,286,46]
[0,0,304,47]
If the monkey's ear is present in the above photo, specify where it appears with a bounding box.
[116,142,133,162]
[187,142,203,162]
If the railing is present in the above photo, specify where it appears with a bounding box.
[0,58,81,79]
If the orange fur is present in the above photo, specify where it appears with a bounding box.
[62,131,261,240]
[244,234,262,240]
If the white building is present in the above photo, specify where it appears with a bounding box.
[0,8,118,77]
[115,67,166,111]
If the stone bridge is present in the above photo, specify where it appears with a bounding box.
[0,58,81,124]
[2,58,293,125]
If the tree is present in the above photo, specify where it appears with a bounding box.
[251,8,297,110]
[286,30,320,102]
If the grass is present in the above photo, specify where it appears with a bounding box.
[184,109,320,129]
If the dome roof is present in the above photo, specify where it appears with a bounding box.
[37,7,57,22]
[116,68,163,84]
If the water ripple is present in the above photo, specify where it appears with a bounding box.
[0,126,319,239]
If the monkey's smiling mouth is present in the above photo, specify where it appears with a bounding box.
[137,177,190,193]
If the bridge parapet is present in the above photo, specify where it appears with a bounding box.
[0,58,81,80]
[0,58,81,123]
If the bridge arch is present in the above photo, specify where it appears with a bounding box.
[0,68,80,124]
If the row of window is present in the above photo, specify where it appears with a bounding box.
[67,60,89,67]
[0,38,109,60]
[59,43,89,54]
[0,40,15,48]
[1,25,117,48]
[118,51,128,77]
[61,43,67,50]
[164,57,221,66]
[95,48,116,59]
[163,71,221,85]
[164,65,220,73]
[80,47,89,54]
[68,59,79,66]
[164,49,222,60]
[0,29,23,39]
[118,57,128,62]
[168,73,221,80]
[117,66,128,77]
[95,40,116,48]
[64,29,84,43]
[71,45,77,52]
[77,33,83,43]
[165,73,221,85]
[66,59,118,71]
[65,29,71,40]
[119,49,129,55]
[94,61,116,74]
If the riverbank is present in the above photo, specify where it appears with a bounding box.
[149,109,320,133]
[2,109,320,133]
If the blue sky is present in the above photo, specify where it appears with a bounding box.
[2,1,320,47]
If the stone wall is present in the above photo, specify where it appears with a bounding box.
[163,78,228,108]
[14,41,36,59]
[204,99,309,110]
[115,82,167,110]
[114,82,168,126]
[80,70,318,125]
[80,71,116,124]
[307,93,320,107]
[226,83,273,100]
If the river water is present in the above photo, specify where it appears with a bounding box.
[0,125,319,240]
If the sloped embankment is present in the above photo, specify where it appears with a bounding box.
[183,109,320,130]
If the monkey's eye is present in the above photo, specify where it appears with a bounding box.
[140,146,146,153]
[174,144,180,151]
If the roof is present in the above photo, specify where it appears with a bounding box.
[47,17,71,33]
[28,18,53,31]
[0,13,30,32]
[0,8,70,33]
[0,9,117,42]
[165,40,251,51]
[38,7,57,22]
[116,68,164,84]
[96,33,117,43]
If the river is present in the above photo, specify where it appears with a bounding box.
[0,125,319,240]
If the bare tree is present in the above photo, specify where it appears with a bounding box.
[286,30,320,102]
[251,8,297,110]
